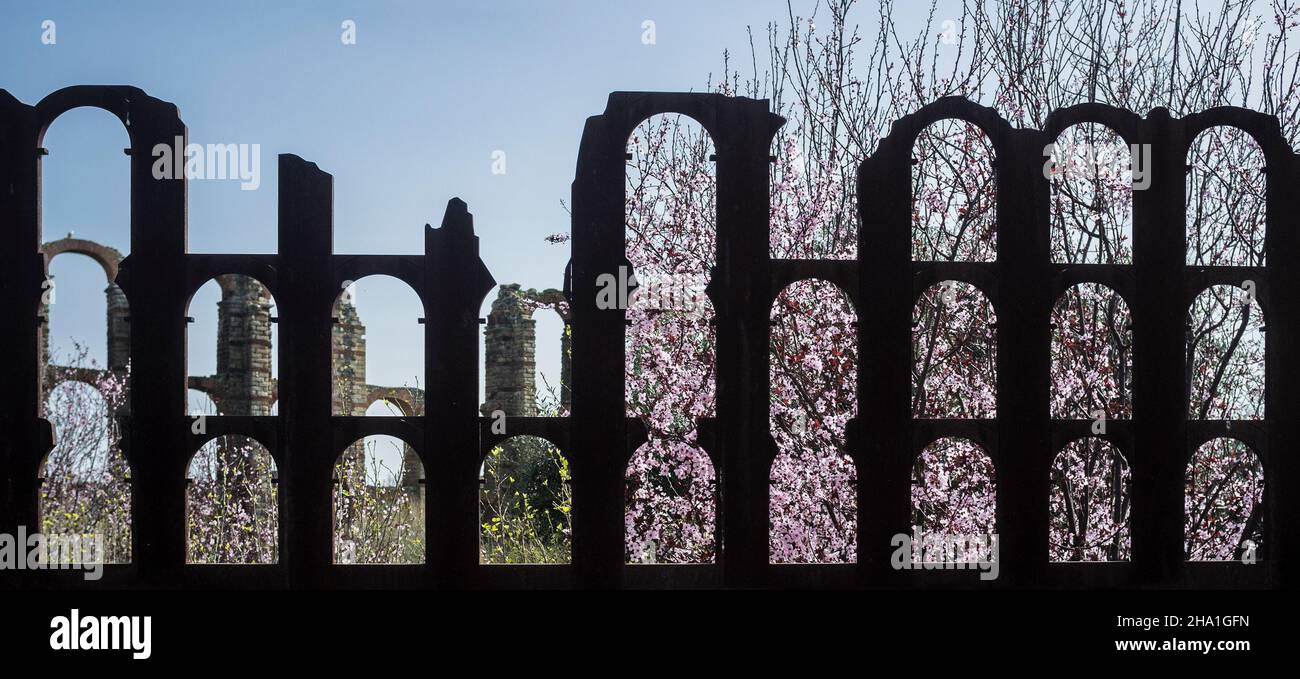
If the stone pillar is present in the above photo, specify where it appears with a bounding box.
[330,294,369,530]
[215,275,275,416]
[331,296,367,416]
[481,284,537,417]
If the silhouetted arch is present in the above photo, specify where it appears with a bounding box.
[1049,123,1134,264]
[1186,125,1266,267]
[911,118,997,262]
[1185,438,1264,561]
[912,281,997,418]
[1181,107,1290,161]
[605,92,731,150]
[39,107,131,375]
[331,275,425,416]
[35,86,142,142]
[333,435,425,564]
[625,112,717,278]
[185,274,279,416]
[620,113,719,565]
[625,438,716,564]
[1051,283,1133,419]
[910,437,997,563]
[480,435,571,564]
[39,380,131,564]
[185,434,278,564]
[769,279,858,563]
[1050,438,1131,562]
[1186,285,1265,420]
[36,99,132,250]
[888,97,1014,154]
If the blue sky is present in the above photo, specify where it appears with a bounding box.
[1,0,954,419]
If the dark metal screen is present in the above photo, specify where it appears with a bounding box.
[1,87,1295,588]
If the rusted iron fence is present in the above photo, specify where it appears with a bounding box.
[1,87,1295,588]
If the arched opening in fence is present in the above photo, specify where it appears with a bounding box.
[478,285,569,418]
[480,435,571,565]
[186,275,278,416]
[625,439,716,564]
[1186,285,1265,420]
[185,435,279,564]
[39,108,130,364]
[1185,437,1264,561]
[910,437,997,564]
[39,380,132,564]
[625,112,716,275]
[912,281,997,418]
[331,275,425,416]
[1048,122,1134,264]
[622,113,718,565]
[39,108,130,252]
[1186,126,1266,267]
[911,119,997,262]
[1049,437,1131,562]
[1051,283,1133,419]
[768,279,858,564]
[38,108,132,428]
[332,434,425,565]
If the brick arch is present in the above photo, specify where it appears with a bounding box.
[523,287,570,323]
[40,237,132,373]
[42,237,124,283]
[363,387,422,417]
[186,378,225,416]
[214,273,273,299]
[45,367,113,395]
